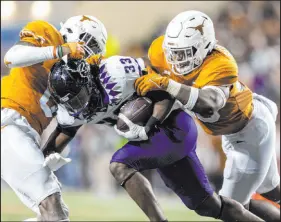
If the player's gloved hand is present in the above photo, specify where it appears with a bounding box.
[43,152,71,171]
[253,93,278,121]
[57,42,85,59]
[114,113,148,141]
[134,71,169,96]
[86,54,103,65]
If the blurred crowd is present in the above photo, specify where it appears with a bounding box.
[1,1,280,196]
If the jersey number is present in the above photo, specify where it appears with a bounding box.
[120,58,136,73]
[39,89,56,118]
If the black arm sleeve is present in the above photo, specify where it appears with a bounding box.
[57,124,81,137]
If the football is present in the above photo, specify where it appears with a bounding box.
[116,97,153,132]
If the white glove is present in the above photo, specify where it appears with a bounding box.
[253,93,278,121]
[114,113,148,141]
[43,152,71,171]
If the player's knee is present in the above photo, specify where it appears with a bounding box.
[109,162,127,180]
[39,192,69,221]
[194,194,222,218]
[221,195,244,211]
[109,162,137,186]
[218,195,247,219]
[195,194,246,219]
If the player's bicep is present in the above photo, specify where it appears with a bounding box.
[200,85,230,110]
[146,91,175,122]
[174,84,228,115]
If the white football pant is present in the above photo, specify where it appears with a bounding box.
[219,94,280,205]
[1,108,62,215]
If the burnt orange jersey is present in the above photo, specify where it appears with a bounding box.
[148,36,253,135]
[1,20,64,135]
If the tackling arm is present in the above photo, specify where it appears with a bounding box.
[4,41,56,68]
[4,41,84,68]
[42,125,81,157]
[166,79,229,117]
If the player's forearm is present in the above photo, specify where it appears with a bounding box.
[152,99,174,121]
[42,126,79,157]
[145,99,174,133]
[4,42,72,68]
[4,44,56,68]
[165,79,225,117]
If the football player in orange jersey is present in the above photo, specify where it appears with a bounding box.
[1,15,107,221]
[135,11,280,221]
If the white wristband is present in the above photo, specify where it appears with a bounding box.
[183,87,199,110]
[166,79,182,97]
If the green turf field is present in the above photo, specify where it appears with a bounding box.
[1,188,218,221]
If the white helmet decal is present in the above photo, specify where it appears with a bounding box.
[187,17,207,36]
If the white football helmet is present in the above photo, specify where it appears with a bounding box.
[60,15,108,58]
[163,10,217,75]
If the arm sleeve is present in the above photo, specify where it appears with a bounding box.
[57,124,81,137]
[4,44,56,68]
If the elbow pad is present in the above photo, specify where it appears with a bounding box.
[4,44,56,68]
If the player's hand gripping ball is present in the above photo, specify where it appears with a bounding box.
[115,97,153,141]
